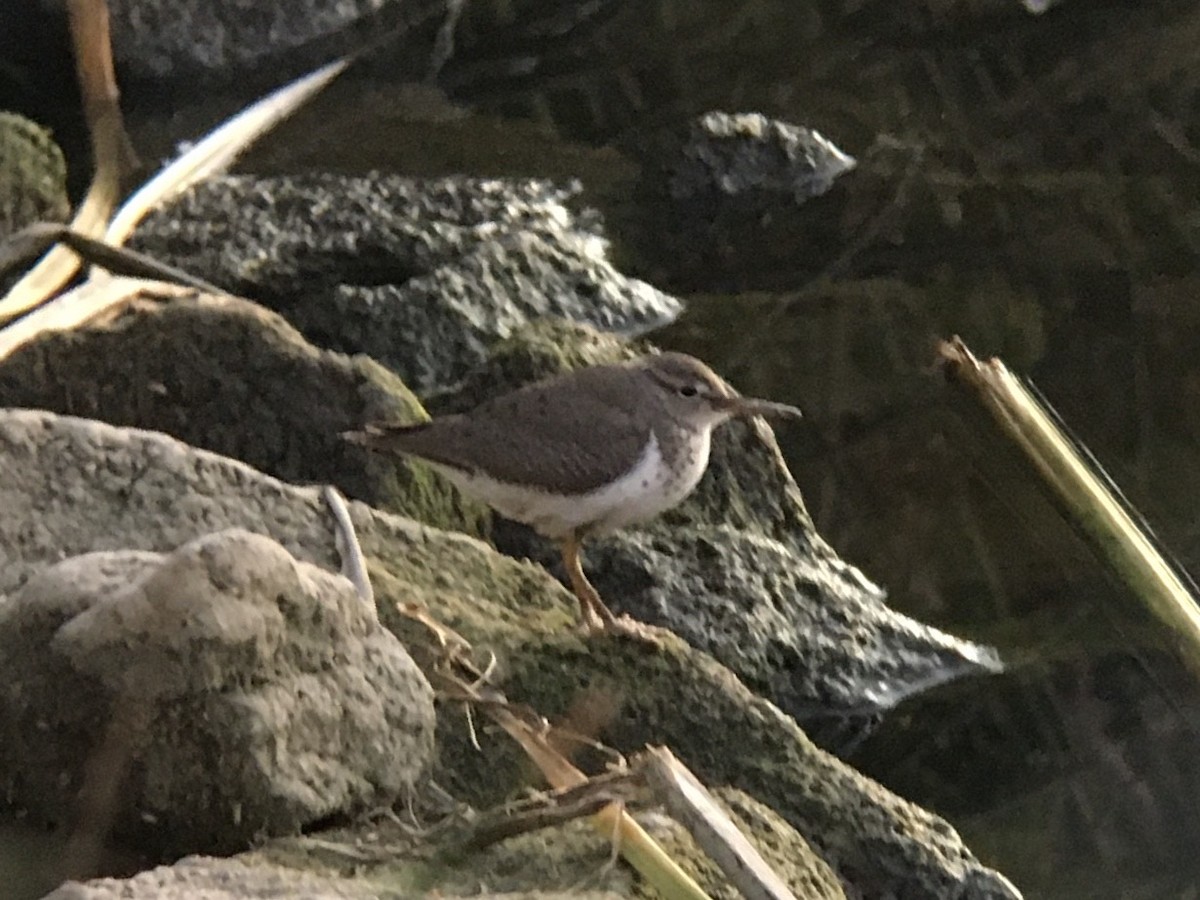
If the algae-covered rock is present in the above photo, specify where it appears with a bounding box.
[436,629,1016,899]
[649,787,846,900]
[202,788,844,900]
[0,111,68,242]
[401,786,843,900]
[43,853,411,899]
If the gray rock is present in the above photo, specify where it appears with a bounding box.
[667,112,857,207]
[106,0,434,81]
[0,406,565,635]
[0,292,488,535]
[43,853,408,899]
[130,175,683,391]
[626,112,858,291]
[0,528,435,855]
[592,525,1001,716]
[0,112,68,242]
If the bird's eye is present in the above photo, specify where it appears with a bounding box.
[678,384,699,398]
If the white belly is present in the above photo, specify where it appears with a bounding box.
[429,430,711,539]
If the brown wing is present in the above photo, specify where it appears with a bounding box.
[359,365,653,494]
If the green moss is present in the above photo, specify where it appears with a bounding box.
[0,112,68,239]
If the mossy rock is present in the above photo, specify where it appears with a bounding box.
[0,409,1017,898]
[0,111,68,241]
[431,627,1015,899]
[0,291,489,536]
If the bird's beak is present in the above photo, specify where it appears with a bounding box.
[718,395,803,420]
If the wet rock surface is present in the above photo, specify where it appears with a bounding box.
[591,526,1001,717]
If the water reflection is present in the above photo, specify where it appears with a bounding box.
[659,282,1200,897]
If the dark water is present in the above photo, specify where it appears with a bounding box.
[404,5,1200,895]
[13,0,1200,895]
[671,293,1200,899]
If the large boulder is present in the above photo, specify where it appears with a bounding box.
[129,175,683,392]
[0,527,435,857]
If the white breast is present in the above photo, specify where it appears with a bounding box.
[427,429,712,540]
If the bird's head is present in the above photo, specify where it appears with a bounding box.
[638,352,803,428]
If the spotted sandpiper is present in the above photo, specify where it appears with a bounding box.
[347,352,802,635]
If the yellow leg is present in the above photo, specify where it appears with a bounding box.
[560,532,618,630]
